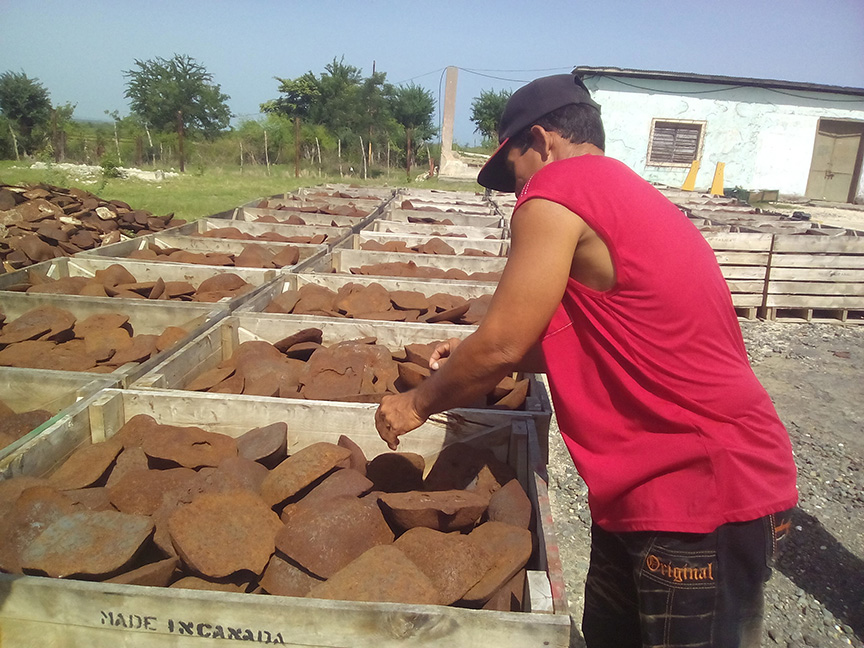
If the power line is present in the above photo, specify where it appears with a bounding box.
[458,69,533,84]
[461,66,573,74]
[392,67,446,85]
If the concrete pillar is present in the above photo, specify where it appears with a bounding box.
[441,66,458,156]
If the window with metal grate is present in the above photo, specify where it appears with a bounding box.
[647,120,705,166]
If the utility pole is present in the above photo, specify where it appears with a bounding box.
[176,110,185,172]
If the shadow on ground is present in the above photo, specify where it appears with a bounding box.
[777,508,864,639]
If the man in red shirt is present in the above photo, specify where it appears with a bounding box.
[375,73,797,647]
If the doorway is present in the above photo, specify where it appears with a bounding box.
[805,119,864,203]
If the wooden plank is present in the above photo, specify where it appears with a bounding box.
[527,423,569,616]
[772,236,864,254]
[725,281,765,294]
[713,251,770,265]
[766,282,864,296]
[0,576,570,647]
[770,254,864,270]
[526,571,554,614]
[769,267,864,282]
[719,266,768,280]
[730,294,765,307]
[766,295,864,308]
[702,232,773,251]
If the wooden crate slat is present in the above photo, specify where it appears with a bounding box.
[766,282,864,296]
[725,281,765,293]
[765,295,864,308]
[703,232,773,251]
[719,266,768,280]
[713,251,770,265]
[769,254,864,269]
[730,294,765,307]
[771,236,864,254]
[769,267,864,282]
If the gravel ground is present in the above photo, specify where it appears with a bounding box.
[546,320,864,647]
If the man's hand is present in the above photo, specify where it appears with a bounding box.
[375,391,426,450]
[429,337,462,370]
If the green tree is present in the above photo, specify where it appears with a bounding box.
[470,88,512,144]
[48,102,76,162]
[389,83,436,179]
[124,54,231,171]
[0,71,52,156]
[264,58,398,175]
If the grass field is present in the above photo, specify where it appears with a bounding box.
[0,161,483,222]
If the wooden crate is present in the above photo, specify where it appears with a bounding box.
[336,232,509,257]
[0,257,279,309]
[300,185,396,201]
[0,367,114,462]
[237,273,496,317]
[170,217,354,244]
[132,314,552,458]
[702,232,772,319]
[384,208,503,229]
[762,235,864,322]
[0,292,224,386]
[0,389,570,647]
[78,232,327,269]
[306,249,507,281]
[234,206,369,229]
[395,201,496,216]
[368,219,506,240]
[253,195,386,214]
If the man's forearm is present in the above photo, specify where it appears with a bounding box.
[411,331,515,419]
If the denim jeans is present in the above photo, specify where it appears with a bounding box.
[582,510,794,648]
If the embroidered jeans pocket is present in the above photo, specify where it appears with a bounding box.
[636,535,718,648]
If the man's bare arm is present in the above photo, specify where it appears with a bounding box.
[376,198,586,448]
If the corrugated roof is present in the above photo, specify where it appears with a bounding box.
[573,66,864,98]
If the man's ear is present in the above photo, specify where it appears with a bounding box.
[529,125,554,159]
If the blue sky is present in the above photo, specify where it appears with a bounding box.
[1,0,862,145]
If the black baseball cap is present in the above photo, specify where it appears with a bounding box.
[477,74,601,193]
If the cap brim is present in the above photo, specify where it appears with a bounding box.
[477,138,516,194]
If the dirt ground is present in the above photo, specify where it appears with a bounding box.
[545,204,863,648]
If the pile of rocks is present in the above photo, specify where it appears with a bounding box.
[0,183,185,271]
[0,306,187,372]
[251,213,347,227]
[184,334,529,409]
[198,226,329,245]
[349,260,502,282]
[7,264,255,303]
[0,418,533,610]
[128,241,301,268]
[360,237,497,257]
[0,402,52,451]
[255,198,373,219]
[264,282,492,324]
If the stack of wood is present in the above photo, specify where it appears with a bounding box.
[0,183,185,272]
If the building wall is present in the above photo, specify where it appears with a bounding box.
[581,76,864,201]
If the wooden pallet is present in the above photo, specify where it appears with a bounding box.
[703,232,772,317]
[761,235,864,322]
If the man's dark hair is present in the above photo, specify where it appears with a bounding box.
[509,103,605,153]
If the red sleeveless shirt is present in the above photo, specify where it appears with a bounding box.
[517,156,797,532]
